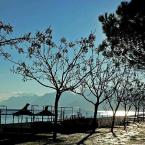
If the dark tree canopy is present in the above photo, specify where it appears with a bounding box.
[98,0,145,69]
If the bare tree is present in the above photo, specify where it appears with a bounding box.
[119,71,144,129]
[0,21,31,58]
[120,76,139,130]
[73,53,120,133]
[106,67,132,134]
[131,79,145,122]
[120,86,134,130]
[1,24,96,140]
[140,95,145,121]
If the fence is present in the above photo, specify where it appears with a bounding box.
[0,105,82,124]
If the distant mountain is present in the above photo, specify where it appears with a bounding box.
[0,92,94,112]
[0,91,126,113]
[0,94,39,109]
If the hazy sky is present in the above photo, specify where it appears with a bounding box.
[0,0,126,100]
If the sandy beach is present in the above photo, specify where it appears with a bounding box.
[12,122,145,145]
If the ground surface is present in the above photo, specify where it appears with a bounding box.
[16,122,145,145]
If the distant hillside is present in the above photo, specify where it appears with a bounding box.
[0,94,39,109]
[0,91,126,112]
[0,92,94,112]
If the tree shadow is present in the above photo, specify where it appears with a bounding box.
[0,132,56,145]
[76,132,95,145]
[76,129,119,145]
[112,132,117,137]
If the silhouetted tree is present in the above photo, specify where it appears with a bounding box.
[131,79,145,122]
[121,86,134,130]
[106,67,133,133]
[140,95,145,121]
[1,23,96,141]
[98,0,145,69]
[0,21,31,58]
[74,55,120,133]
[119,73,139,130]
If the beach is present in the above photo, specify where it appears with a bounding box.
[11,122,145,145]
[1,117,145,145]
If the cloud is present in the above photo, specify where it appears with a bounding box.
[0,91,33,101]
[0,94,11,101]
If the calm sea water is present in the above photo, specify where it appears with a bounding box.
[98,110,140,117]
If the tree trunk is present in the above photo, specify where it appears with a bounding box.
[143,107,145,121]
[53,91,61,141]
[110,102,120,134]
[111,112,116,133]
[123,105,127,130]
[123,114,127,130]
[91,103,99,133]
[137,106,140,122]
[133,107,137,123]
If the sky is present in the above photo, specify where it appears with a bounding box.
[0,0,126,100]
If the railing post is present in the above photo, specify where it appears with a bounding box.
[62,107,64,121]
[0,109,1,124]
[72,107,73,117]
[5,106,7,124]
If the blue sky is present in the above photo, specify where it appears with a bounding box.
[0,0,126,100]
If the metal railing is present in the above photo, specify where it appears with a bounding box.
[0,105,82,124]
